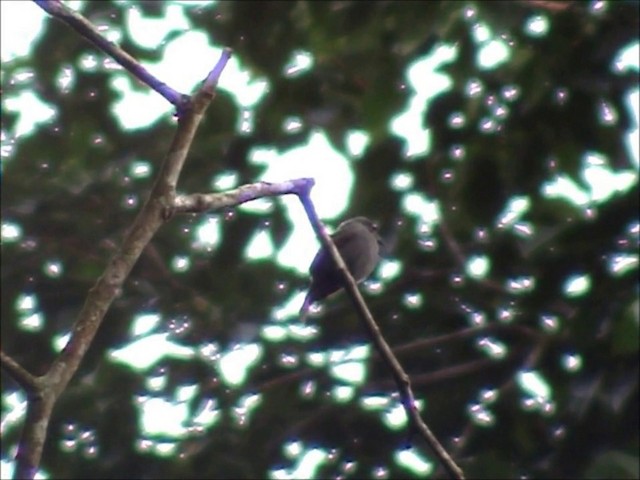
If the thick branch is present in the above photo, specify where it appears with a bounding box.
[297,193,465,480]
[14,391,55,480]
[11,14,232,476]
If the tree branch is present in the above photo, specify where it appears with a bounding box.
[172,178,314,213]
[12,6,233,478]
[296,192,465,480]
[13,4,457,480]
[0,350,40,393]
[34,0,185,108]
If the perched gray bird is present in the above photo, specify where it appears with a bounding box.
[300,216,382,320]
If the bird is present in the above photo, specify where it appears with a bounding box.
[300,216,382,321]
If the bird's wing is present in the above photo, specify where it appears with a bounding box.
[309,229,362,273]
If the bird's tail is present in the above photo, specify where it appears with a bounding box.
[299,291,314,323]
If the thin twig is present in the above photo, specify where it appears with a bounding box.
[0,350,40,393]
[202,49,232,93]
[394,323,541,357]
[296,191,465,480]
[172,178,314,213]
[445,340,549,469]
[34,0,184,107]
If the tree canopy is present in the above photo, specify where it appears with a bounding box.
[1,1,638,479]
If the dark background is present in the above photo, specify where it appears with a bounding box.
[1,1,638,478]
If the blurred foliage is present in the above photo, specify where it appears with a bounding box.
[1,1,639,479]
